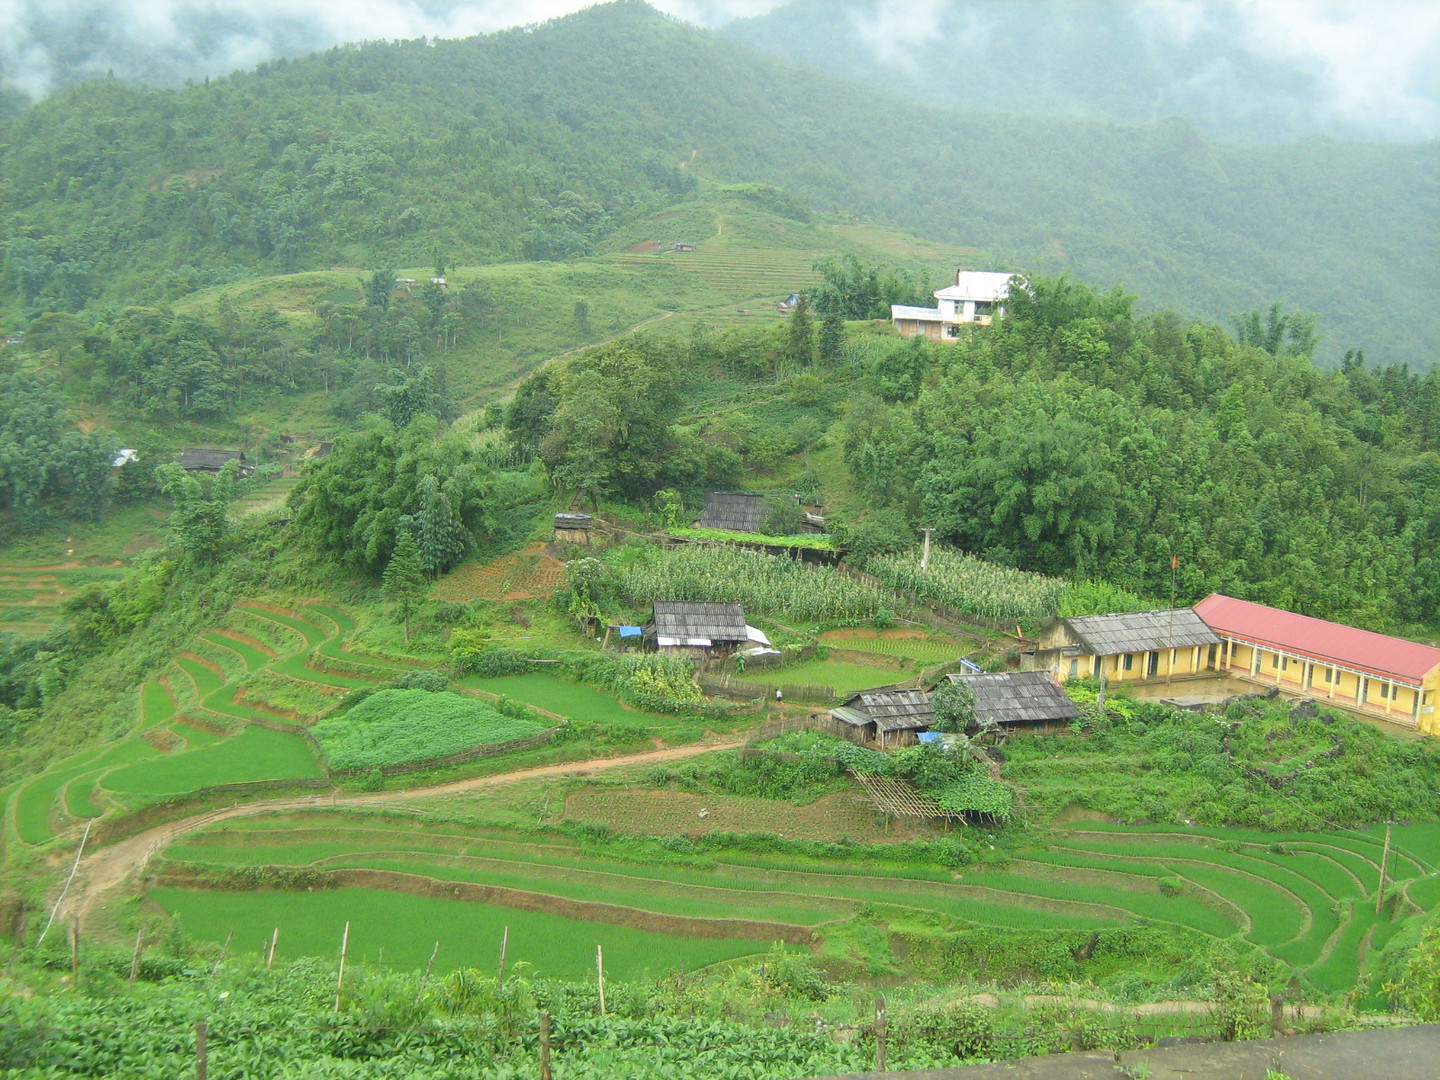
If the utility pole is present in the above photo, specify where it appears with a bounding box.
[920,528,934,572]
[1376,820,1393,915]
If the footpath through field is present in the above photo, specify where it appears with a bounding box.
[59,735,747,924]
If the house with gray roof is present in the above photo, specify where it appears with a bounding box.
[1029,608,1221,684]
[643,600,772,658]
[831,689,935,748]
[178,449,252,476]
[699,491,769,533]
[945,671,1081,730]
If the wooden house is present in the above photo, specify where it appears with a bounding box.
[945,671,1081,732]
[178,449,253,476]
[1195,593,1440,733]
[1031,608,1220,683]
[554,512,593,545]
[644,601,751,657]
[831,690,935,748]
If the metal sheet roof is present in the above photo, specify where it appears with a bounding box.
[933,271,1015,302]
[179,448,245,471]
[1064,609,1219,656]
[1195,593,1440,685]
[699,491,768,533]
[890,304,942,321]
[840,689,935,733]
[651,601,748,641]
[946,671,1081,726]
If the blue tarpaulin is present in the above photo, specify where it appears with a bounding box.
[616,625,643,638]
[916,732,945,744]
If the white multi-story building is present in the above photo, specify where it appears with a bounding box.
[891,270,1019,339]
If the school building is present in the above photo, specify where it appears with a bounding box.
[1194,594,1440,734]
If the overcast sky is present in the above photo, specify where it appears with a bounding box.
[3,0,1437,138]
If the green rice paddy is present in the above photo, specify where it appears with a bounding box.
[149,887,771,979]
[462,673,686,729]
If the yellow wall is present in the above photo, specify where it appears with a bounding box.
[1059,645,1209,683]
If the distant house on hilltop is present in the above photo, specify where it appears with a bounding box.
[891,270,1020,340]
[179,449,252,476]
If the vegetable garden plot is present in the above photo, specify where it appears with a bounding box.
[864,546,1066,623]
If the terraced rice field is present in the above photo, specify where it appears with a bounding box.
[0,562,127,637]
[148,811,1440,999]
[461,673,689,730]
[608,244,821,303]
[4,600,419,845]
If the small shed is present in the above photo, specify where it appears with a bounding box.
[831,689,935,748]
[700,491,768,533]
[945,671,1081,732]
[645,600,750,657]
[179,449,252,476]
[554,512,594,545]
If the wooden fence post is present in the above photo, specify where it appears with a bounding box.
[334,921,350,1012]
[539,1010,553,1080]
[497,926,509,990]
[596,945,606,1015]
[196,1019,208,1080]
[266,927,279,970]
[874,995,887,1071]
[69,919,80,985]
[415,940,439,1005]
[129,926,145,986]
[211,930,233,977]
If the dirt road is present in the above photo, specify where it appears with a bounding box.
[60,736,745,923]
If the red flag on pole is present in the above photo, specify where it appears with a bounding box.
[1171,554,1178,570]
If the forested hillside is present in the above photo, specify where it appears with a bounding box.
[0,1,1435,368]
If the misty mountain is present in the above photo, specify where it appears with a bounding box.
[724,0,1440,145]
[1,1,1435,367]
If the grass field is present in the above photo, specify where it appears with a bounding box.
[149,887,771,979]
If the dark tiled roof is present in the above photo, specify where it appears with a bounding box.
[651,600,747,641]
[839,689,935,733]
[179,449,245,471]
[700,491,768,533]
[946,671,1081,726]
[1064,609,1218,655]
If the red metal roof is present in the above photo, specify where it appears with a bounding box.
[1194,594,1440,685]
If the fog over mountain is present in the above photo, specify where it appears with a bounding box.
[3,0,1437,142]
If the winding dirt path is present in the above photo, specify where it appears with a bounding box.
[60,736,745,924]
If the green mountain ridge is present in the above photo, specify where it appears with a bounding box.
[0,0,1434,368]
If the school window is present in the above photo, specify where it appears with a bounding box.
[1069,658,1078,677]
[1322,667,1334,684]
[1270,652,1279,669]
[1123,653,1134,672]
[1281,656,1289,671]
[1147,651,1159,676]
[1207,644,1217,664]
[1379,683,1394,700]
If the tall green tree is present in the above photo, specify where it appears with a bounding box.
[382,528,427,642]
[414,473,470,577]
[786,294,814,367]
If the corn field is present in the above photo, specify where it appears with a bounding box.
[613,544,893,622]
[864,546,1066,623]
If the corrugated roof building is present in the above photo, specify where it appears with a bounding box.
[178,449,252,475]
[1032,608,1220,684]
[946,671,1081,729]
[1195,593,1440,732]
[644,601,749,656]
[699,491,769,533]
[831,689,934,748]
